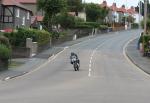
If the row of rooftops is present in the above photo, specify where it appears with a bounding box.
[1,0,137,15]
[100,1,137,15]
[0,0,35,11]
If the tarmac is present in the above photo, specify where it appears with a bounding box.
[0,34,98,81]
[0,32,150,81]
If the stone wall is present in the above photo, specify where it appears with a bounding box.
[12,47,30,58]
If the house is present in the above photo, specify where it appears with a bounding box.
[127,6,143,24]
[15,0,44,29]
[15,0,44,16]
[0,0,32,30]
[108,3,119,23]
[117,5,127,24]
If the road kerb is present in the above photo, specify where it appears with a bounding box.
[123,37,150,78]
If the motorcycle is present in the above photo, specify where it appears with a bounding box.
[71,58,80,71]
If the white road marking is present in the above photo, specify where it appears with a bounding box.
[4,77,10,80]
[88,42,106,77]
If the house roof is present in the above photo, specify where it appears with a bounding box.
[31,16,44,24]
[2,0,32,11]
[15,0,36,4]
[100,1,137,14]
[100,1,109,8]
[117,7,127,13]
[127,6,137,14]
[36,16,44,22]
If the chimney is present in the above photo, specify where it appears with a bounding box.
[113,3,116,7]
[103,1,107,5]
[122,5,125,8]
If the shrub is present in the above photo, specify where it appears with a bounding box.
[74,24,93,29]
[131,23,139,29]
[4,28,51,47]
[55,13,75,29]
[0,44,11,59]
[51,31,67,39]
[0,35,10,48]
[76,22,100,28]
[99,25,108,30]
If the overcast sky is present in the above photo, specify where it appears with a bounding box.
[85,0,140,8]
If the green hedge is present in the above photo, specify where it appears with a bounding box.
[76,22,100,28]
[4,28,51,47]
[0,44,11,59]
[139,35,150,51]
[74,22,108,29]
[51,31,67,39]
[99,25,108,30]
[131,23,139,29]
[0,35,10,48]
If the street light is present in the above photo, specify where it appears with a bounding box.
[125,0,128,30]
[144,0,147,35]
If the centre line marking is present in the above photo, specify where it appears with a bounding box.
[88,42,106,77]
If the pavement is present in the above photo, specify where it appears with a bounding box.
[126,38,150,74]
[0,33,103,81]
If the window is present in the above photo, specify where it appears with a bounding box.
[27,12,30,20]
[16,9,20,17]
[4,16,13,23]
[22,17,25,25]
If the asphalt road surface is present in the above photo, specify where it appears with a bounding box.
[1,30,150,103]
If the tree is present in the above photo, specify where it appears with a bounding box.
[37,0,67,31]
[85,3,108,22]
[67,0,83,13]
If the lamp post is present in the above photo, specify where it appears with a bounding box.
[125,0,128,30]
[138,0,141,29]
[144,0,147,35]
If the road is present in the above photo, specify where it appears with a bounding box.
[0,30,150,103]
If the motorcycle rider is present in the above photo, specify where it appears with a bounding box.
[70,52,80,65]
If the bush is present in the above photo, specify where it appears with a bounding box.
[0,35,10,48]
[74,24,93,29]
[139,35,150,51]
[0,44,11,59]
[4,28,51,47]
[55,13,75,29]
[141,19,150,30]
[131,23,139,29]
[51,31,67,39]
[76,22,100,28]
[99,25,108,30]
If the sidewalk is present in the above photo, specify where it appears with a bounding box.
[0,34,101,81]
[126,38,150,74]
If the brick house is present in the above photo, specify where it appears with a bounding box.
[0,0,32,30]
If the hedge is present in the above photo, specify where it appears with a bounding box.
[139,35,150,51]
[0,44,11,59]
[131,23,139,29]
[4,28,51,47]
[74,22,108,29]
[76,22,100,28]
[0,35,10,48]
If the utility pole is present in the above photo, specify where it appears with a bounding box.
[125,0,128,30]
[144,0,147,35]
[139,0,141,29]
